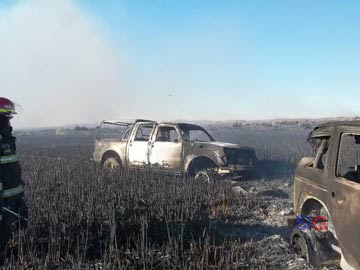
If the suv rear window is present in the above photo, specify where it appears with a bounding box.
[337,133,360,183]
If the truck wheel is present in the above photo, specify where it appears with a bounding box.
[189,158,217,182]
[291,229,311,260]
[102,157,121,171]
[291,228,340,266]
[291,229,321,266]
[194,169,211,183]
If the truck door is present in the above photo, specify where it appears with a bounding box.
[148,125,182,171]
[127,123,154,167]
[327,129,360,269]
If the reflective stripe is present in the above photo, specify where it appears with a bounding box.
[0,155,17,164]
[0,108,15,113]
[2,185,24,198]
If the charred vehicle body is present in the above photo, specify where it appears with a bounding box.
[92,119,259,180]
[290,121,360,270]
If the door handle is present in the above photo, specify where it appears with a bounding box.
[332,192,346,204]
[337,196,346,204]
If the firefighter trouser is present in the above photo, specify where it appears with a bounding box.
[0,186,27,250]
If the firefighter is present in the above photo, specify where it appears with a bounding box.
[0,97,27,250]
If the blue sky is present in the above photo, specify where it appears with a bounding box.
[1,0,360,127]
[78,0,360,117]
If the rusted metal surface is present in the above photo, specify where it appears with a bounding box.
[293,121,360,270]
[93,119,259,177]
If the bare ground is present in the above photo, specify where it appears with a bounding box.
[0,127,344,269]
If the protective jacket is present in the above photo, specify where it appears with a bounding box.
[0,128,24,198]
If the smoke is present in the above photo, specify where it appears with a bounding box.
[0,0,130,128]
[1,1,356,127]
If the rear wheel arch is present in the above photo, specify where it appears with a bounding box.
[101,150,123,167]
[301,197,337,237]
[301,198,325,216]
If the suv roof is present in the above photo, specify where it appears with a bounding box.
[315,121,360,128]
[310,121,360,138]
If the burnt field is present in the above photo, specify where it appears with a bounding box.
[2,125,340,269]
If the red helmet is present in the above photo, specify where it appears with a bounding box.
[0,97,17,116]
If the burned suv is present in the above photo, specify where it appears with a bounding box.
[92,119,259,180]
[291,121,360,270]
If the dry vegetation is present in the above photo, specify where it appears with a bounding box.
[1,124,340,269]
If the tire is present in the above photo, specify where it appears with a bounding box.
[194,169,212,183]
[291,229,311,261]
[102,156,121,172]
[189,158,217,182]
[291,229,322,265]
[291,206,341,266]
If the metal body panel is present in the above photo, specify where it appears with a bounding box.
[127,141,149,166]
[294,175,328,215]
[326,127,360,269]
[148,124,183,171]
[148,141,182,170]
[183,141,225,171]
[328,177,360,268]
[126,123,155,166]
[92,139,127,164]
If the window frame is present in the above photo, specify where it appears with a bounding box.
[313,137,330,171]
[336,132,360,180]
[154,125,180,143]
[307,136,330,172]
[133,124,154,142]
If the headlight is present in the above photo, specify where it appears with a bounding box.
[217,168,232,174]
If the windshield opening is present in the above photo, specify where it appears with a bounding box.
[178,124,214,142]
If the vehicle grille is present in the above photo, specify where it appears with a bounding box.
[224,148,256,165]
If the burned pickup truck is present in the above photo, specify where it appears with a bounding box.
[290,121,360,270]
[92,119,259,180]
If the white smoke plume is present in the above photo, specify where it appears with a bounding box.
[0,0,130,128]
